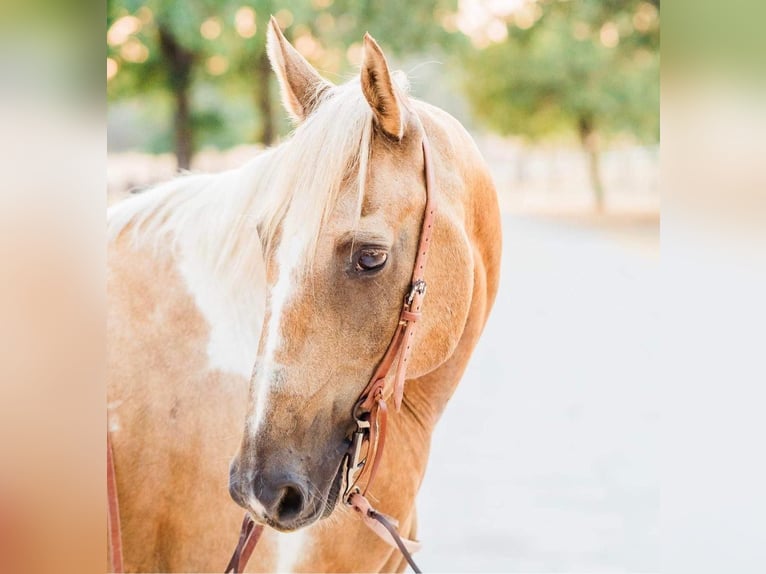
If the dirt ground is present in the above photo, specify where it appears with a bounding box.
[416,210,659,572]
[525,211,659,259]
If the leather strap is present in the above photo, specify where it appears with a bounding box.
[357,133,436,407]
[348,492,422,573]
[369,510,422,573]
[351,134,436,487]
[224,514,264,573]
[342,131,435,573]
[107,432,124,573]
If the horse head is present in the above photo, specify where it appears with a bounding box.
[228,18,478,532]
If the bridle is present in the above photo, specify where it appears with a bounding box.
[339,128,436,572]
[107,128,436,574]
[225,128,435,574]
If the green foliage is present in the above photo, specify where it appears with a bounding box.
[327,0,457,55]
[107,0,658,168]
[107,0,461,156]
[461,0,659,144]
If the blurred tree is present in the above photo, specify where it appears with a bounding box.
[219,3,321,145]
[107,0,216,168]
[107,0,461,167]
[461,0,659,210]
[327,0,456,54]
[107,0,302,167]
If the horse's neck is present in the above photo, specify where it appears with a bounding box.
[390,254,491,482]
[111,166,270,381]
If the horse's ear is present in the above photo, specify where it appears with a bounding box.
[266,16,332,123]
[361,33,405,140]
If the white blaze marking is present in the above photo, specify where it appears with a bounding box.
[245,494,267,519]
[275,530,309,573]
[249,234,307,436]
[176,236,267,379]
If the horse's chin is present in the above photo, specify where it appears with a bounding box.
[321,456,346,519]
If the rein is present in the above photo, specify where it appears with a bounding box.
[107,131,436,574]
[107,433,124,573]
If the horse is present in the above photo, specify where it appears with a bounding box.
[107,18,501,573]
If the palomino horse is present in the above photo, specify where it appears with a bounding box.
[108,18,501,573]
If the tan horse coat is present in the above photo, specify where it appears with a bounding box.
[108,22,500,573]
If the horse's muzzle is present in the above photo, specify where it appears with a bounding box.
[228,458,324,531]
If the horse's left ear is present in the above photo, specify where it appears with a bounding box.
[361,33,405,140]
[267,16,332,123]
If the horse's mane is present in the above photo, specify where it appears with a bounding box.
[108,75,409,283]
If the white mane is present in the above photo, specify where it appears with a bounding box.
[108,74,409,377]
[107,77,412,280]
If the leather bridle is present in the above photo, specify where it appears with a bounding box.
[108,129,436,574]
[339,130,436,573]
[107,433,123,573]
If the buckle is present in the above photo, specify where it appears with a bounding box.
[405,279,427,306]
[343,416,370,502]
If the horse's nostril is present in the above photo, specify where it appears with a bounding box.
[276,484,304,522]
[251,472,309,526]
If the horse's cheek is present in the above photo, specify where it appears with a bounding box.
[411,224,474,377]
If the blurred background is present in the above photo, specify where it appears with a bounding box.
[107,0,659,571]
[107,0,658,215]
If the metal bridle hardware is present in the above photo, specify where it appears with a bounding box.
[343,416,371,498]
[342,276,428,502]
[405,279,428,307]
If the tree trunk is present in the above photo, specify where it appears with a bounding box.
[255,50,275,146]
[578,117,605,212]
[173,85,192,171]
[158,25,194,171]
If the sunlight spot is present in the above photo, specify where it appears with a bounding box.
[486,19,508,42]
[107,58,119,81]
[120,38,149,63]
[295,33,323,61]
[275,9,294,29]
[201,17,223,40]
[346,42,363,66]
[207,55,229,75]
[136,6,153,25]
[454,0,539,45]
[107,15,141,47]
[513,3,541,30]
[633,2,658,34]
[235,7,257,38]
[600,21,620,48]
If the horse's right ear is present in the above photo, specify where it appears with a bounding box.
[266,16,332,123]
[361,33,405,140]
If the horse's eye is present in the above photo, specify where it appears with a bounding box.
[355,248,388,272]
